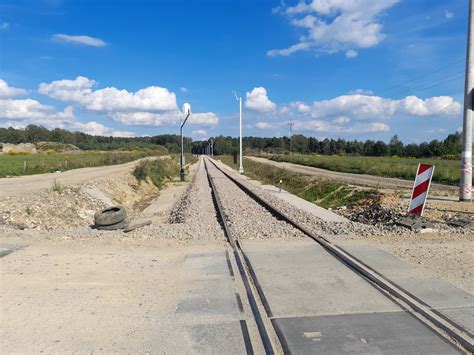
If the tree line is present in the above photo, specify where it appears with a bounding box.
[0,125,463,158]
[0,125,191,153]
[192,133,463,159]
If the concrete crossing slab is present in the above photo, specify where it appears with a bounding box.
[339,243,474,333]
[272,312,459,354]
[242,239,400,318]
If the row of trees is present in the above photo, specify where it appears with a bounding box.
[0,125,463,158]
[192,133,463,158]
[0,126,191,153]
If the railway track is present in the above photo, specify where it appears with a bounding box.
[203,156,473,354]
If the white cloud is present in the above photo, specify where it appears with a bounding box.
[38,76,219,128]
[192,129,207,138]
[0,98,74,121]
[245,87,276,112]
[289,101,311,113]
[294,119,389,134]
[39,76,178,112]
[348,89,373,95]
[307,94,461,120]
[188,112,219,125]
[255,122,272,129]
[0,97,134,137]
[345,49,358,58]
[180,87,188,93]
[72,121,134,137]
[0,79,27,98]
[332,116,350,125]
[445,10,454,19]
[52,34,107,47]
[0,22,9,30]
[110,110,219,127]
[268,0,399,57]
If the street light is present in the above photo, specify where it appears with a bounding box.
[180,103,191,182]
[233,91,244,173]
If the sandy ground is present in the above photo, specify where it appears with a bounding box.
[0,237,242,353]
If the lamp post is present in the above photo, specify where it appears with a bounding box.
[180,103,191,182]
[233,91,244,173]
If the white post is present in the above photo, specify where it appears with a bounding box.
[461,0,473,202]
[239,97,244,173]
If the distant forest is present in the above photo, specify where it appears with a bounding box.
[0,125,463,158]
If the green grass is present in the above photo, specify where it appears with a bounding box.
[133,153,197,188]
[265,154,459,184]
[0,146,167,178]
[218,156,379,209]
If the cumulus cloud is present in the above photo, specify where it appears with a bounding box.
[0,98,74,121]
[192,129,207,138]
[109,110,219,127]
[289,101,311,113]
[245,87,276,112]
[0,97,132,137]
[52,34,107,47]
[180,87,188,93]
[268,0,399,57]
[72,121,134,137]
[37,76,219,128]
[39,76,177,112]
[294,119,389,134]
[255,122,272,129]
[306,94,461,120]
[0,79,27,98]
[345,49,358,58]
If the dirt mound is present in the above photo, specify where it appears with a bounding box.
[35,141,80,152]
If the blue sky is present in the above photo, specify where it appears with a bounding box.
[0,0,468,143]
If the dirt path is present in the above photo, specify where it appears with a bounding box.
[248,156,458,196]
[0,159,146,197]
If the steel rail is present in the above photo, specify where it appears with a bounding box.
[204,158,282,355]
[207,157,474,354]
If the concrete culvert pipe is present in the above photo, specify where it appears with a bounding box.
[94,206,127,226]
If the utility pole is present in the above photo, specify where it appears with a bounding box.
[211,138,214,157]
[233,91,244,173]
[289,119,294,154]
[461,0,473,202]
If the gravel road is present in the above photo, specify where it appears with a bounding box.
[249,156,458,196]
[0,159,144,197]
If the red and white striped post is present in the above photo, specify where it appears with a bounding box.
[408,163,435,217]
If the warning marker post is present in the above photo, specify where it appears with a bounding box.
[396,163,435,230]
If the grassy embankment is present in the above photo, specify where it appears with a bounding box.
[218,156,378,209]
[133,153,197,188]
[266,154,459,184]
[0,146,167,178]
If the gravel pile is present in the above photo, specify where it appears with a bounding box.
[346,202,402,225]
[0,186,106,231]
[207,162,306,241]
